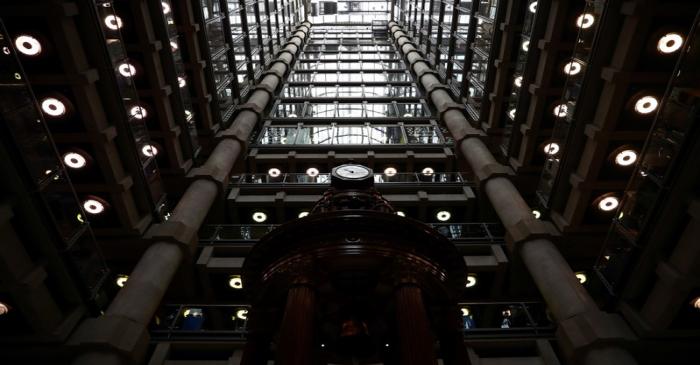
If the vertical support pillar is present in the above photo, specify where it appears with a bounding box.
[275,284,316,365]
[438,307,470,365]
[395,284,437,365]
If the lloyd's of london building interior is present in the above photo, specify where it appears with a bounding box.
[1,0,699,364]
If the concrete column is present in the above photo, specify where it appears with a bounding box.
[275,284,316,365]
[395,284,437,365]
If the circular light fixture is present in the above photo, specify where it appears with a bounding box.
[575,272,587,284]
[403,113,413,117]
[76,213,85,223]
[576,13,595,29]
[396,211,405,217]
[508,108,516,120]
[465,274,477,288]
[118,62,136,77]
[615,149,638,166]
[461,307,470,316]
[14,35,42,56]
[306,167,320,177]
[252,211,267,223]
[298,211,309,218]
[129,105,148,119]
[528,1,537,13]
[384,167,397,176]
[63,152,87,169]
[228,275,243,289]
[598,196,619,212]
[268,168,281,177]
[436,210,451,222]
[236,308,248,320]
[141,144,158,157]
[553,104,568,118]
[0,302,9,315]
[162,1,171,14]
[184,308,203,317]
[184,109,193,119]
[543,142,560,155]
[513,76,523,88]
[422,167,434,176]
[178,76,187,88]
[116,274,129,287]
[692,297,700,310]
[170,41,179,51]
[521,40,530,52]
[657,32,683,54]
[288,113,298,118]
[563,61,582,75]
[104,15,123,30]
[634,95,659,115]
[83,199,105,215]
[41,97,67,117]
[532,210,541,219]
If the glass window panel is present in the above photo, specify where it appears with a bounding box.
[334,126,369,144]
[364,86,390,97]
[337,86,364,97]
[297,125,334,144]
[310,86,337,98]
[282,86,310,98]
[369,126,406,144]
[260,126,298,144]
[366,103,395,117]
[405,126,441,144]
[336,103,365,117]
[273,103,304,117]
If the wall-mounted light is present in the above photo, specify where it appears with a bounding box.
[83,198,106,215]
[170,41,179,51]
[228,275,243,289]
[306,167,320,177]
[575,272,587,284]
[466,274,477,288]
[508,108,516,120]
[116,274,129,287]
[384,167,397,176]
[178,76,187,88]
[597,196,619,212]
[118,62,136,77]
[513,76,523,88]
[422,167,434,176]
[298,211,309,218]
[543,142,560,156]
[528,1,537,14]
[521,40,530,52]
[252,211,267,223]
[614,149,637,167]
[141,144,158,157]
[403,112,413,117]
[563,61,582,75]
[63,152,88,169]
[532,210,541,219]
[268,168,281,177]
[41,97,67,117]
[236,308,248,320]
[184,109,193,119]
[576,13,595,29]
[162,1,171,14]
[396,211,405,217]
[657,32,683,54]
[461,307,470,316]
[0,302,10,316]
[14,35,42,56]
[436,210,451,222]
[553,104,568,118]
[129,105,148,119]
[692,297,700,310]
[634,95,659,115]
[104,15,123,30]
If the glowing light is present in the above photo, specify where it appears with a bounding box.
[543,142,560,155]
[396,211,405,217]
[529,1,537,13]
[575,272,587,284]
[252,211,267,223]
[236,308,248,320]
[532,210,541,219]
[104,15,123,30]
[306,167,319,177]
[76,213,84,223]
[422,167,434,176]
[576,14,595,29]
[513,76,523,88]
[118,62,136,77]
[178,76,187,88]
[461,307,470,316]
[384,167,397,176]
[162,1,171,14]
[403,113,413,117]
[553,104,568,118]
[141,144,158,157]
[170,41,179,51]
[508,108,516,120]
[129,105,148,119]
[598,196,619,212]
[692,297,700,310]
[657,33,683,54]
[184,308,203,317]
[615,150,637,166]
[563,61,582,75]
[116,275,129,287]
[41,97,67,117]
[634,96,659,115]
[268,168,281,177]
[228,275,243,289]
[0,302,9,315]
[466,274,477,288]
[14,35,42,56]
[184,109,193,119]
[83,199,105,215]
[288,113,298,118]
[436,210,451,222]
[521,40,530,52]
[298,211,309,218]
[63,152,87,169]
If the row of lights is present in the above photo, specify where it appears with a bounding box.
[248,209,454,222]
[267,166,437,177]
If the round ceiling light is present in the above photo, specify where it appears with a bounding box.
[576,13,595,29]
[83,198,106,215]
[532,210,541,219]
[615,149,637,166]
[436,210,451,222]
[306,167,320,177]
[508,108,516,120]
[563,61,582,75]
[228,275,243,289]
[14,35,42,56]
[162,1,171,14]
[118,62,136,77]
[141,144,158,157]
[268,168,281,177]
[657,32,683,54]
[0,302,9,315]
[236,308,248,320]
[178,76,187,88]
[41,97,67,117]
[598,196,619,212]
[170,41,179,51]
[104,15,123,30]
[403,113,413,117]
[553,104,568,118]
[521,40,530,52]
[298,211,309,218]
[543,142,560,156]
[575,272,587,284]
[63,152,87,169]
[396,211,405,217]
[634,96,659,115]
[461,307,470,316]
[466,274,477,288]
[528,1,537,13]
[513,76,523,88]
[184,109,193,119]
[422,167,434,176]
[129,105,148,119]
[252,211,267,223]
[116,274,129,287]
[384,167,397,176]
[692,297,700,310]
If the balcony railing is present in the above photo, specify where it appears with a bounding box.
[230,172,470,187]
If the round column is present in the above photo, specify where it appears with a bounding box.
[395,283,437,365]
[275,283,316,365]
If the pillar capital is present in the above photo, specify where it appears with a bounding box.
[556,311,637,363]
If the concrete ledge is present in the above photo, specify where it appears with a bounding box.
[68,315,150,364]
[557,311,637,362]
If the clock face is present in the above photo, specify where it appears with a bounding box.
[335,164,372,179]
